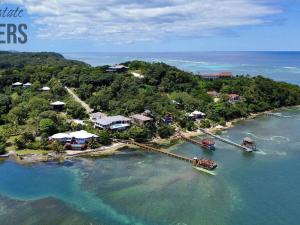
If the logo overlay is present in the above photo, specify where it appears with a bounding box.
[0,1,27,44]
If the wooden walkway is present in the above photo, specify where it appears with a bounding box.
[198,128,253,152]
[131,141,193,163]
[179,133,204,147]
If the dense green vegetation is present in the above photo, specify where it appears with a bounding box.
[0,51,86,69]
[1,51,300,153]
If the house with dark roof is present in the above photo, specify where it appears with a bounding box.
[51,101,66,111]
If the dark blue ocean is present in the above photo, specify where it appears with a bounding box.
[63,51,300,85]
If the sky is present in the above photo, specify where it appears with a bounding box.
[0,0,300,52]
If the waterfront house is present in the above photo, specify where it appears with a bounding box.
[23,82,32,88]
[130,114,153,126]
[90,112,107,122]
[51,101,66,111]
[49,130,98,145]
[200,72,233,80]
[188,111,205,120]
[12,82,23,88]
[228,94,240,103]
[40,86,50,91]
[94,115,132,130]
[106,64,128,73]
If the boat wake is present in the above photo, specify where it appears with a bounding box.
[137,160,145,165]
[275,151,287,156]
[246,132,290,143]
[255,149,267,155]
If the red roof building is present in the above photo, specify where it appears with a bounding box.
[200,72,233,80]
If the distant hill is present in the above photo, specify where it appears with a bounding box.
[0,51,88,69]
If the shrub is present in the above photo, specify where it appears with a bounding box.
[157,125,175,138]
[50,141,64,153]
[39,118,57,136]
[14,136,27,150]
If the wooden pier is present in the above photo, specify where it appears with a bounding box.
[131,141,193,163]
[198,128,253,152]
[179,133,204,147]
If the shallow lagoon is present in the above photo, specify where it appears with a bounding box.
[1,108,300,225]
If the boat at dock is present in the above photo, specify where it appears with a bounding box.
[193,157,217,170]
[241,137,257,151]
[200,139,215,150]
[0,154,9,159]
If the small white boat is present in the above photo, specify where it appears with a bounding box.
[193,166,216,176]
[0,154,9,159]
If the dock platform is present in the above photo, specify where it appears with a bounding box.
[198,128,253,152]
[131,141,193,163]
[179,133,204,147]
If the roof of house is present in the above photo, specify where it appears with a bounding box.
[71,130,98,139]
[50,130,98,139]
[108,64,128,69]
[201,72,233,78]
[23,82,32,86]
[130,114,153,122]
[191,111,205,116]
[51,101,66,106]
[41,86,50,91]
[12,82,23,86]
[96,115,132,126]
[218,72,233,77]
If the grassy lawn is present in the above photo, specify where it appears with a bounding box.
[16,149,50,155]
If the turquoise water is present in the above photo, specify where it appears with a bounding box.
[63,52,300,85]
[1,108,300,224]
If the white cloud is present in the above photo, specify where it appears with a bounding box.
[3,0,281,43]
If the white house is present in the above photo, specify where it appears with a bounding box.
[12,82,23,87]
[40,86,51,91]
[106,65,128,73]
[188,111,206,120]
[49,130,98,144]
[23,82,32,88]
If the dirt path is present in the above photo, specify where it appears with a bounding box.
[65,86,93,113]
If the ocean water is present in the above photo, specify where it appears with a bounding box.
[1,108,300,225]
[63,51,300,85]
